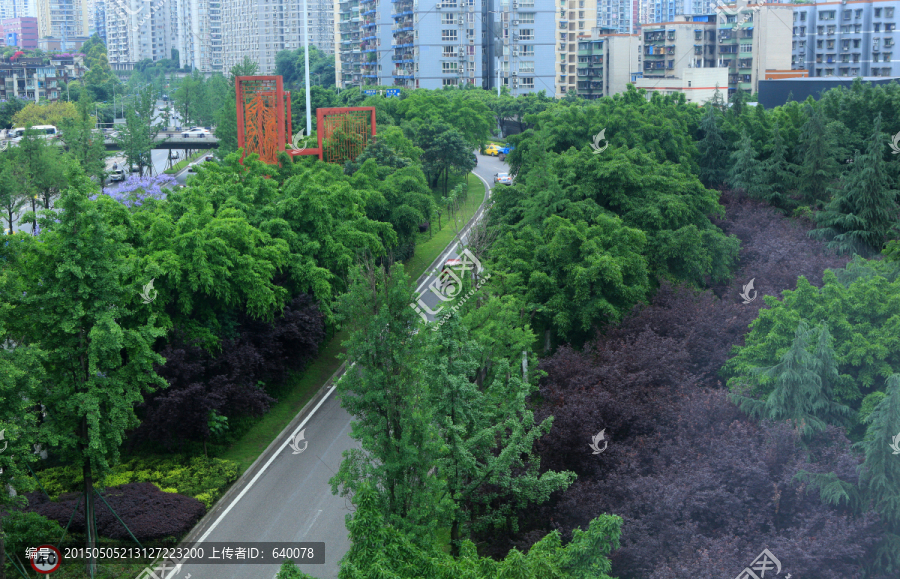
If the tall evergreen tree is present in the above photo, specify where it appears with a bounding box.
[730,320,851,439]
[854,374,900,574]
[796,103,842,207]
[810,114,900,256]
[697,105,729,188]
[754,121,796,208]
[329,262,440,541]
[424,315,575,556]
[727,130,760,195]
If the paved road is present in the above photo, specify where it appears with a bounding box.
[159,152,505,579]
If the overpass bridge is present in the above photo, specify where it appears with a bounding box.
[103,132,220,151]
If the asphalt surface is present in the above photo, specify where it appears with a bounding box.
[157,152,506,579]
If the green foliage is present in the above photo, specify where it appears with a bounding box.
[1,512,63,563]
[696,105,729,188]
[728,130,761,195]
[31,456,240,509]
[722,268,900,426]
[729,320,851,438]
[490,213,650,346]
[795,103,842,207]
[329,482,621,579]
[330,263,441,539]
[810,114,900,256]
[275,559,319,579]
[275,46,336,88]
[753,122,796,209]
[114,86,164,176]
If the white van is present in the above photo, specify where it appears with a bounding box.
[9,125,58,142]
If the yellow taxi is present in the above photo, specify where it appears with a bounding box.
[483,143,503,156]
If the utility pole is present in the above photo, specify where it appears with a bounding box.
[303,0,312,135]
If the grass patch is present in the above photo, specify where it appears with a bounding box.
[163,149,207,174]
[405,173,487,281]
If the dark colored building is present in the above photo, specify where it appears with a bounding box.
[758,76,900,108]
[0,17,38,50]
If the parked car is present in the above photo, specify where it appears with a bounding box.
[109,169,126,182]
[205,154,214,161]
[483,144,502,156]
[182,127,211,138]
[493,172,512,185]
[499,145,515,154]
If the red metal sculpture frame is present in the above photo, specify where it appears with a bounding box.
[236,76,376,165]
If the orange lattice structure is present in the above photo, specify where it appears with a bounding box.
[235,76,286,165]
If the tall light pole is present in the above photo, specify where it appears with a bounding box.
[303,0,312,135]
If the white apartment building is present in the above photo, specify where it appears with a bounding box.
[105,0,179,69]
[221,0,334,74]
[176,0,223,72]
[0,0,33,19]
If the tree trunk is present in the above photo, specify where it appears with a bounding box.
[82,416,98,577]
[450,518,460,558]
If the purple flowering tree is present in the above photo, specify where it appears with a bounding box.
[92,174,178,208]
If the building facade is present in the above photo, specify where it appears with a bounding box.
[0,54,86,101]
[716,3,791,94]
[641,14,717,79]
[792,0,900,78]
[575,27,640,98]
[221,0,334,74]
[635,65,728,102]
[1,15,38,47]
[557,0,599,96]
[336,0,554,94]
[0,0,33,21]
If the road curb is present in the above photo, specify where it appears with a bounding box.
[178,359,348,546]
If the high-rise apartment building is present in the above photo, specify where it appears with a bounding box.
[575,26,639,98]
[0,0,33,20]
[640,14,716,78]
[221,0,334,74]
[176,0,223,72]
[596,0,638,33]
[557,0,599,96]
[91,0,105,40]
[36,0,84,40]
[336,0,553,95]
[104,0,179,69]
[792,0,900,78]
[715,2,791,94]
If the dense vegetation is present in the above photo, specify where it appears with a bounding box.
[2,69,900,579]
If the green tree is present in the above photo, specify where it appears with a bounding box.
[810,114,900,256]
[425,315,575,556]
[729,320,851,439]
[727,130,761,195]
[318,482,621,579]
[114,86,163,176]
[696,105,729,188]
[753,121,796,208]
[0,172,168,575]
[0,303,46,579]
[417,122,475,194]
[795,103,842,207]
[329,263,441,539]
[228,56,259,85]
[0,157,26,234]
[60,90,106,183]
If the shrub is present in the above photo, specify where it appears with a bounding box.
[30,455,240,507]
[0,511,63,561]
[24,482,205,542]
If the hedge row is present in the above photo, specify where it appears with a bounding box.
[32,455,240,510]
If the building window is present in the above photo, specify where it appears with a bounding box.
[520,29,533,40]
[521,45,534,56]
[441,29,457,41]
[519,12,535,23]
[826,39,834,49]
[519,60,534,72]
[820,10,835,20]
[817,39,823,48]
[520,77,534,88]
[441,14,455,24]
[888,23,896,32]
[800,12,806,21]
[888,8,895,18]
[874,7,882,17]
[843,10,851,20]
[442,62,458,73]
[884,52,892,62]
[875,23,881,32]
[442,78,456,86]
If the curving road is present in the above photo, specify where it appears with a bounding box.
[159,152,506,579]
